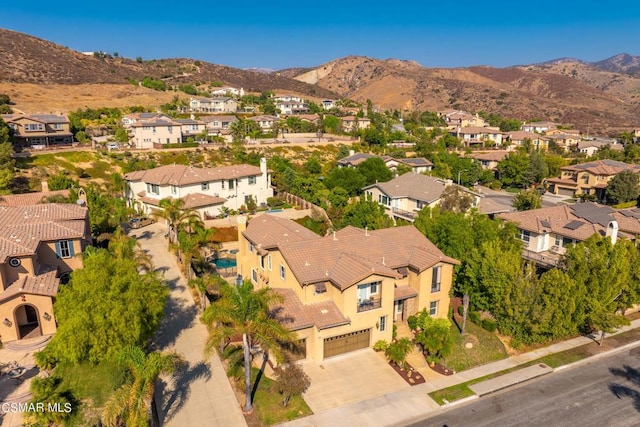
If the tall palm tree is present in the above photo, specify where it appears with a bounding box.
[201,281,296,413]
[108,227,153,271]
[103,346,182,427]
[152,198,202,248]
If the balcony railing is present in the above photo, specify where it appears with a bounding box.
[357,297,382,312]
[521,249,561,269]
[391,207,417,221]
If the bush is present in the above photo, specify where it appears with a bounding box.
[457,305,463,316]
[481,318,498,332]
[407,315,418,330]
[468,311,481,325]
[385,338,413,368]
[373,340,389,352]
[267,196,284,208]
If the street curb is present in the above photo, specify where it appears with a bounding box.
[553,340,640,372]
[443,394,479,407]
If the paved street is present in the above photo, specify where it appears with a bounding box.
[130,223,247,427]
[411,346,640,427]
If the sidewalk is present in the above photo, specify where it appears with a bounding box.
[280,318,640,427]
[131,224,247,427]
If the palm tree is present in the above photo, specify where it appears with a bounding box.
[108,227,153,271]
[201,280,296,413]
[103,346,182,427]
[152,198,202,247]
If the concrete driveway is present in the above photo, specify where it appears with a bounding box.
[300,349,409,413]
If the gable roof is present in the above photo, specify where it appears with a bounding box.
[0,190,70,206]
[363,173,448,203]
[123,163,263,186]
[561,160,640,175]
[245,215,459,291]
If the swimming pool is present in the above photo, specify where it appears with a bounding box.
[213,258,237,269]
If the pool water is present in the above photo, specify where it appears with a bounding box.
[213,258,237,268]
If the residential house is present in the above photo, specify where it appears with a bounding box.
[248,115,280,132]
[2,114,73,149]
[454,126,505,148]
[497,203,640,268]
[211,87,244,97]
[442,111,487,128]
[0,201,91,343]
[340,116,371,132]
[521,121,558,134]
[576,137,622,157]
[546,133,581,152]
[546,159,640,200]
[123,159,273,219]
[122,112,168,128]
[276,100,309,115]
[337,151,433,173]
[236,215,459,361]
[506,131,550,151]
[128,116,183,149]
[363,173,482,222]
[469,151,509,171]
[189,97,238,113]
[273,95,303,103]
[321,100,336,110]
[633,129,640,143]
[201,115,237,136]
[174,117,207,140]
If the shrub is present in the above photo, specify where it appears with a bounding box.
[384,338,413,368]
[481,318,497,332]
[373,340,388,352]
[407,315,418,330]
[457,305,463,316]
[468,311,481,325]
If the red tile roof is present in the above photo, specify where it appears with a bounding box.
[124,163,263,186]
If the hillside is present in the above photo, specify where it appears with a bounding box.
[287,56,640,134]
[0,28,339,109]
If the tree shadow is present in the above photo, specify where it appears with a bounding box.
[250,353,270,404]
[0,365,39,402]
[152,279,197,349]
[608,364,640,412]
[157,360,212,424]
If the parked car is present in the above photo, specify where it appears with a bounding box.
[128,217,155,229]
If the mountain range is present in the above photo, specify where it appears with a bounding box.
[1,28,639,134]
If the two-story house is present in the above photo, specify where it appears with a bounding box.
[546,159,640,200]
[175,118,207,140]
[321,100,336,110]
[0,201,91,343]
[454,126,504,148]
[189,97,238,113]
[363,173,482,222]
[121,112,167,128]
[201,115,237,136]
[497,202,640,268]
[128,116,183,148]
[337,151,434,174]
[442,111,487,128]
[506,131,550,151]
[2,114,73,149]
[211,87,244,97]
[469,151,509,171]
[521,121,558,133]
[248,115,280,131]
[340,116,371,132]
[236,215,459,361]
[275,100,309,115]
[546,133,581,152]
[123,159,273,219]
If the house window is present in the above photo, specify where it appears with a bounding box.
[429,301,439,317]
[56,240,74,259]
[221,180,225,189]
[417,200,426,209]
[251,269,258,284]
[52,123,63,130]
[202,182,209,191]
[248,176,257,185]
[555,235,562,247]
[228,180,235,190]
[248,241,254,253]
[146,183,159,195]
[357,281,382,312]
[260,255,265,270]
[170,185,177,195]
[268,255,272,271]
[431,266,441,293]
[280,264,286,281]
[379,316,387,332]
[519,229,531,243]
[25,123,44,132]
[378,195,390,206]
[168,126,173,132]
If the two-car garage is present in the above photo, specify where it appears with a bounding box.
[323,328,371,358]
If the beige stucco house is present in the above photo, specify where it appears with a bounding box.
[454,126,504,148]
[123,159,273,219]
[0,201,91,344]
[236,215,458,361]
[2,113,73,149]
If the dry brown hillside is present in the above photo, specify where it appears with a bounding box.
[287,56,640,134]
[0,28,339,112]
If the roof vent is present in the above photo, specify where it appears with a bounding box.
[333,231,337,241]
[321,309,328,314]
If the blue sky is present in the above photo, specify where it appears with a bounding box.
[2,1,639,70]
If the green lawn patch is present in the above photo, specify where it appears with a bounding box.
[442,320,508,372]
[294,215,328,236]
[248,368,313,426]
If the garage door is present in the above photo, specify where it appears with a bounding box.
[556,187,575,197]
[323,329,370,358]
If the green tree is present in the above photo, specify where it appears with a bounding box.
[513,189,542,211]
[523,151,549,186]
[606,170,640,204]
[202,281,296,412]
[384,337,414,368]
[497,151,530,187]
[439,185,474,214]
[323,115,341,134]
[0,136,14,193]
[25,377,77,426]
[339,197,393,230]
[324,167,366,196]
[275,364,311,407]
[43,249,168,364]
[153,198,202,246]
[47,173,79,191]
[356,157,393,185]
[413,310,454,363]
[103,346,182,427]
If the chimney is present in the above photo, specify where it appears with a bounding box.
[349,150,355,156]
[606,220,619,245]
[41,180,49,193]
[260,157,267,175]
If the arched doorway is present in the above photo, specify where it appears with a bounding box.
[14,304,42,339]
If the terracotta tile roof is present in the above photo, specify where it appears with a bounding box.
[201,115,237,123]
[470,151,510,162]
[0,204,88,262]
[363,173,448,203]
[271,288,349,331]
[0,190,70,206]
[281,223,459,290]
[560,160,640,176]
[507,131,549,141]
[497,203,639,242]
[248,115,280,122]
[457,126,503,134]
[243,215,320,250]
[182,193,226,209]
[337,153,385,166]
[0,265,60,303]
[124,163,263,186]
[394,285,418,301]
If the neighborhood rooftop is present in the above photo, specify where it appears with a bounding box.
[123,163,263,186]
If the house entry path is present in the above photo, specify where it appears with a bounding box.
[130,223,247,427]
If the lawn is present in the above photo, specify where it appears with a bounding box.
[441,319,508,372]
